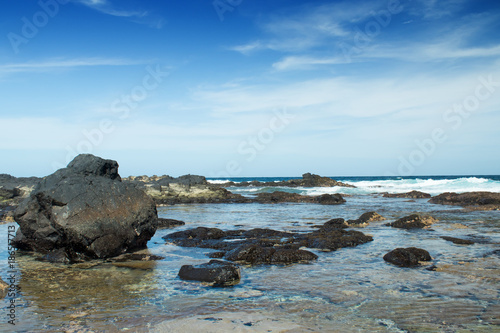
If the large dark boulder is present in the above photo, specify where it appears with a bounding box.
[383,247,432,267]
[13,154,158,261]
[178,260,241,286]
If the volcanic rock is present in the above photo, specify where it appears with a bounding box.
[383,247,432,267]
[346,212,386,227]
[13,154,158,261]
[386,214,436,229]
[383,191,431,199]
[178,260,241,286]
[440,236,475,245]
[224,244,318,265]
[429,192,500,210]
[163,218,373,265]
[255,191,345,205]
[124,174,248,205]
[157,218,186,229]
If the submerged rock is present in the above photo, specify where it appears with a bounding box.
[157,218,186,229]
[13,154,158,261]
[383,191,431,199]
[383,247,432,267]
[429,191,500,210]
[440,236,475,245]
[386,214,436,229]
[178,260,241,286]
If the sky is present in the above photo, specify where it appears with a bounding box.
[1,0,499,177]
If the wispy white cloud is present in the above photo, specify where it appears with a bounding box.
[0,57,142,74]
[411,0,467,19]
[367,42,500,62]
[231,0,500,68]
[72,0,165,28]
[272,56,348,71]
[191,65,500,119]
[230,0,393,54]
[229,41,265,55]
[74,0,148,18]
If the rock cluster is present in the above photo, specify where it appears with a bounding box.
[13,154,158,261]
[163,218,373,266]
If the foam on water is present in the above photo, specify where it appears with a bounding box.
[223,176,500,197]
[345,177,500,195]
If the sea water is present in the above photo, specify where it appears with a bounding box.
[0,176,499,332]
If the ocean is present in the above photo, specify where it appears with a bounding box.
[1,175,499,332]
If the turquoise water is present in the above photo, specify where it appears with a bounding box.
[0,177,499,332]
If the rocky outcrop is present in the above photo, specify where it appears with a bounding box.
[218,173,355,188]
[0,174,40,212]
[124,174,247,205]
[255,191,345,205]
[13,154,158,261]
[163,219,373,265]
[386,214,436,229]
[429,192,500,210]
[178,260,241,286]
[383,247,432,267]
[383,191,431,199]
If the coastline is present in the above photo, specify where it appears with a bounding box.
[1,166,499,332]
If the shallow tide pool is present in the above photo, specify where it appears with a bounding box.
[1,197,499,332]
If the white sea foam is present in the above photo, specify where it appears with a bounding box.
[306,177,500,196]
[215,176,500,196]
[207,179,233,184]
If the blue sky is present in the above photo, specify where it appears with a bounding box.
[1,0,499,177]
